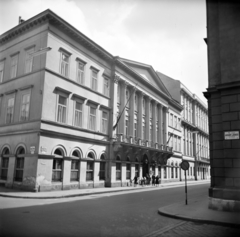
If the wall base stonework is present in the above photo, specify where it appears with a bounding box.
[209,197,240,212]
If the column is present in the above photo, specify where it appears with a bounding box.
[137,92,143,142]
[145,96,150,142]
[158,104,163,145]
[163,107,168,145]
[129,87,136,138]
[152,101,157,144]
[119,81,126,135]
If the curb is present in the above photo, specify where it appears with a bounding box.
[158,206,240,228]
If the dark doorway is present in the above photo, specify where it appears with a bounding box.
[142,154,149,177]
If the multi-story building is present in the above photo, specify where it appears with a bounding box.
[0,10,184,192]
[156,71,210,181]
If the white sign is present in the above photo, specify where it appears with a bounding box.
[224,131,239,140]
[30,146,35,154]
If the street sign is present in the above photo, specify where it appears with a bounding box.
[224,131,239,140]
[180,160,189,171]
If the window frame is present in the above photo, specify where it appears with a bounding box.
[59,48,71,78]
[90,67,99,91]
[76,58,86,85]
[10,53,19,79]
[19,89,31,122]
[101,110,108,134]
[5,93,15,124]
[0,60,5,83]
[24,46,35,74]
[103,77,110,97]
[74,101,83,128]
[88,105,97,131]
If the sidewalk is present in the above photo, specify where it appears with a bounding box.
[1,180,239,228]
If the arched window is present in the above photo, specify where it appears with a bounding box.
[116,155,121,180]
[1,147,10,180]
[52,148,64,182]
[99,154,106,180]
[15,146,25,182]
[86,152,94,181]
[126,157,131,180]
[71,150,80,181]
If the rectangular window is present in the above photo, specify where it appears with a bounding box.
[15,158,24,182]
[86,162,93,181]
[99,162,105,180]
[116,163,121,180]
[1,158,9,180]
[102,111,108,134]
[91,70,98,91]
[52,159,62,182]
[126,163,131,180]
[20,93,30,122]
[135,164,139,177]
[103,78,109,97]
[71,160,79,181]
[10,54,18,79]
[89,107,96,131]
[25,47,34,73]
[6,96,15,124]
[57,95,67,123]
[0,61,5,83]
[60,51,69,77]
[134,119,137,138]
[76,61,85,84]
[74,101,83,127]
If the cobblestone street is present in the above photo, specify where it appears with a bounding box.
[155,221,240,237]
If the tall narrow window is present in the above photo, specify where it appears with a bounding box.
[125,110,129,136]
[126,163,131,180]
[60,51,70,77]
[14,147,25,182]
[134,94,138,110]
[91,70,98,91]
[10,54,18,79]
[6,96,15,124]
[89,107,96,131]
[142,117,145,140]
[0,61,5,83]
[134,114,138,138]
[76,60,85,84]
[117,84,120,104]
[57,95,67,123]
[52,148,63,182]
[102,111,108,134]
[116,162,121,180]
[25,47,34,73]
[74,101,83,127]
[1,148,10,180]
[99,154,105,180]
[20,93,30,122]
[71,160,79,181]
[103,78,109,97]
[135,164,139,177]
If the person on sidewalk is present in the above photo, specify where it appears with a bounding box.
[152,174,156,186]
[155,175,159,187]
[133,175,138,187]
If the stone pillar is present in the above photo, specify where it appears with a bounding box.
[5,156,15,188]
[119,81,126,135]
[145,96,150,142]
[129,87,135,138]
[152,101,157,144]
[137,92,143,141]
[62,159,71,189]
[158,104,163,144]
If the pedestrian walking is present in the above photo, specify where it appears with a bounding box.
[155,175,159,187]
[133,175,138,187]
[152,174,155,186]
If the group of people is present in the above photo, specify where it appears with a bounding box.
[131,174,160,187]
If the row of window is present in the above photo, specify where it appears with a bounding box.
[59,49,110,96]
[168,133,181,152]
[0,47,34,83]
[0,88,31,124]
[169,113,181,130]
[56,90,109,134]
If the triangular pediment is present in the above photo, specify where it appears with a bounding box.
[118,58,171,98]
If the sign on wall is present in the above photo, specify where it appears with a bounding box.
[224,131,239,140]
[30,146,35,154]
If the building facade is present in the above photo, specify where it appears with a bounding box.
[157,71,210,182]
[205,0,240,212]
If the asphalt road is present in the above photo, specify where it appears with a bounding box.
[0,183,230,237]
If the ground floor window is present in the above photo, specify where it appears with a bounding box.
[52,159,63,181]
[175,167,178,178]
[71,160,79,181]
[171,167,174,178]
[158,166,161,177]
[1,157,9,180]
[116,163,121,180]
[99,162,105,180]
[135,164,139,177]
[126,163,131,180]
[86,161,94,181]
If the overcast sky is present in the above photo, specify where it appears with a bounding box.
[0,0,208,103]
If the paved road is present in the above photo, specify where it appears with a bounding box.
[0,183,239,237]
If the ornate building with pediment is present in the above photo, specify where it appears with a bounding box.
[0,9,208,192]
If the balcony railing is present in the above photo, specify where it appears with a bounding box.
[115,134,173,152]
